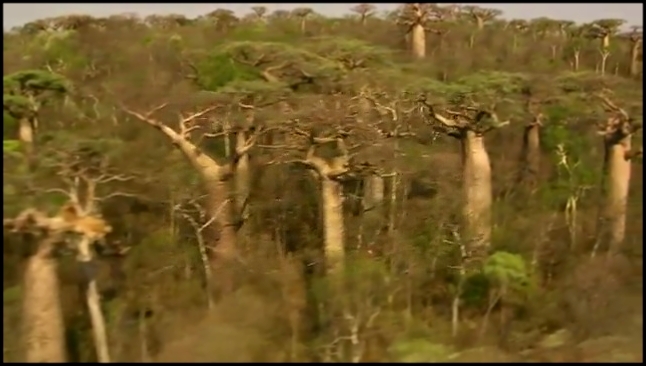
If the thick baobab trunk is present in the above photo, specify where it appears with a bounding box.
[410,24,426,59]
[23,237,67,363]
[518,124,541,186]
[18,117,35,166]
[205,178,238,292]
[598,138,632,255]
[321,177,345,270]
[460,132,492,252]
[129,115,239,292]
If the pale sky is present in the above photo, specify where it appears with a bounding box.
[3,3,643,29]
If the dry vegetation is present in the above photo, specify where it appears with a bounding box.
[3,4,643,363]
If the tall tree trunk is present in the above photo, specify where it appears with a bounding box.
[205,179,237,292]
[573,50,580,71]
[461,131,493,252]
[18,117,35,168]
[518,124,541,187]
[77,236,111,363]
[410,24,426,59]
[598,137,632,255]
[23,236,67,363]
[321,177,345,271]
[234,131,251,223]
[630,42,641,77]
[131,116,238,292]
[363,174,384,212]
[300,18,307,34]
[386,172,398,236]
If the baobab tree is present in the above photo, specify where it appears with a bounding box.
[624,26,643,77]
[588,19,626,75]
[397,3,433,59]
[517,96,545,190]
[529,18,561,60]
[351,3,376,27]
[463,6,502,48]
[3,70,69,167]
[358,88,417,236]
[37,140,136,363]
[276,95,380,272]
[417,94,510,253]
[251,6,267,22]
[122,101,269,293]
[292,7,313,35]
[4,204,112,362]
[426,5,454,53]
[565,24,590,71]
[204,9,239,32]
[592,92,642,257]
[509,19,529,53]
[516,79,559,190]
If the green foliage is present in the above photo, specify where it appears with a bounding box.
[194,51,262,90]
[30,32,89,69]
[217,79,290,95]
[388,338,454,362]
[306,36,395,68]
[3,286,22,304]
[4,70,71,122]
[483,251,531,291]
[462,251,533,308]
[3,94,33,118]
[4,69,70,95]
[540,121,598,209]
[461,272,491,307]
[3,139,21,153]
[456,71,528,94]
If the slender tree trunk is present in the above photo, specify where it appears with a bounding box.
[512,35,518,53]
[386,172,398,236]
[460,132,493,252]
[518,124,541,187]
[410,24,426,59]
[23,236,67,363]
[77,237,111,363]
[321,177,345,271]
[234,131,251,222]
[300,19,307,34]
[573,50,580,71]
[599,51,610,76]
[597,138,632,256]
[630,43,641,77]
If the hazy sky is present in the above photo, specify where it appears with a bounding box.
[3,3,643,29]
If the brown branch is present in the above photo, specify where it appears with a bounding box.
[625,147,643,161]
[418,98,461,128]
[596,92,630,120]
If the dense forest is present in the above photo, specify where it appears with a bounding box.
[3,4,643,362]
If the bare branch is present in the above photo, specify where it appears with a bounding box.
[418,98,460,128]
[596,92,630,120]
